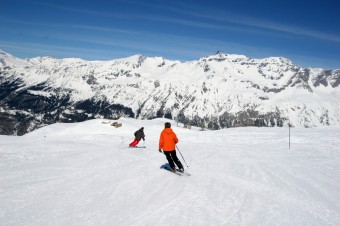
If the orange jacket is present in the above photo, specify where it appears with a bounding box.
[159,128,178,151]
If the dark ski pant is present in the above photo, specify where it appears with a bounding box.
[164,150,183,170]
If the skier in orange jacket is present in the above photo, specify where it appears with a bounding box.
[159,122,184,172]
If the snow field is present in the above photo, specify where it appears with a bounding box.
[1,118,340,225]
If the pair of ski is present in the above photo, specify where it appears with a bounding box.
[162,166,191,176]
[128,146,146,148]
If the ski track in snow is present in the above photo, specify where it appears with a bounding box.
[1,118,340,226]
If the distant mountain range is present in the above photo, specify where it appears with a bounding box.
[0,50,339,135]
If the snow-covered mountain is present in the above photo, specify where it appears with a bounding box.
[0,50,339,135]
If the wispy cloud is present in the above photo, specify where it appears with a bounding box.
[31,1,120,18]
[19,0,340,43]
[28,0,333,42]
[67,24,138,35]
[239,22,337,44]
[221,15,340,43]
[0,19,138,35]
[127,1,340,43]
[0,41,132,59]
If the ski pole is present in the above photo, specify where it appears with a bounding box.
[121,137,131,144]
[176,145,188,167]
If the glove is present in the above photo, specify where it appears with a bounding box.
[143,138,145,141]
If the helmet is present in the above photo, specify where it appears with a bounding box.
[164,122,171,128]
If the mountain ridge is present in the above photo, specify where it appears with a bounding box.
[0,50,339,135]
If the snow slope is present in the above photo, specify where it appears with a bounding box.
[1,118,340,225]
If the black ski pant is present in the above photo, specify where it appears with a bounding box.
[164,150,183,169]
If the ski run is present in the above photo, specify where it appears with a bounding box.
[1,118,340,226]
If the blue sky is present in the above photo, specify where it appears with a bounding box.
[0,0,339,69]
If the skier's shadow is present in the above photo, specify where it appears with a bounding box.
[160,163,171,170]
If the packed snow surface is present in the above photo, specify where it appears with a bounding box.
[1,118,340,225]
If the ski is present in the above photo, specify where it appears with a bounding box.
[161,166,190,176]
[128,146,146,148]
[162,166,182,176]
[176,168,191,176]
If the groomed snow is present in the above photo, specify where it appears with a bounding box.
[1,118,340,225]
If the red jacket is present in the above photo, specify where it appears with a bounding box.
[159,128,178,151]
